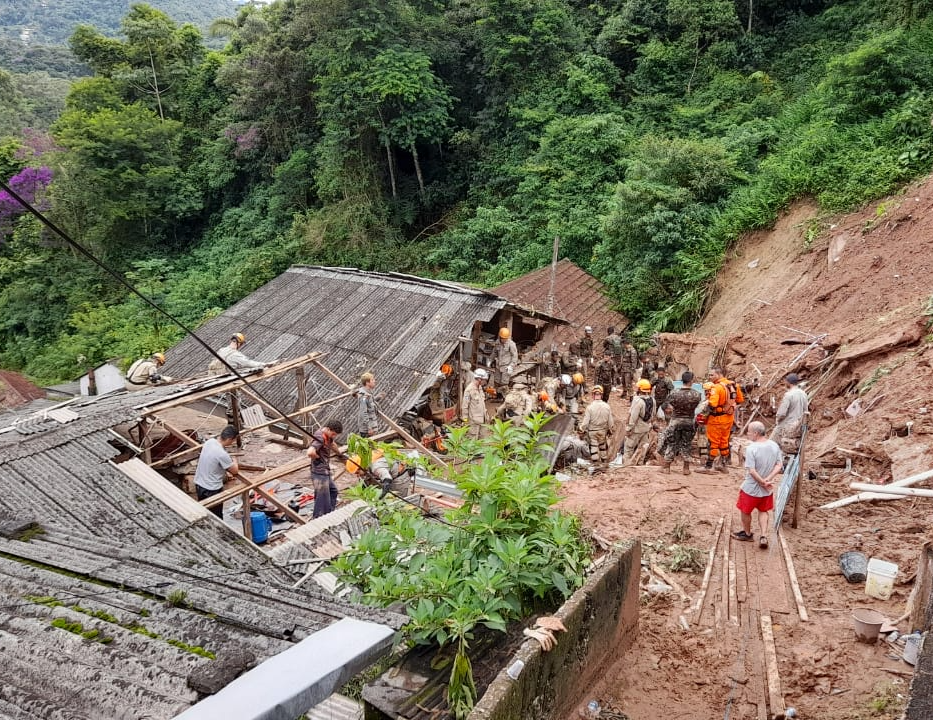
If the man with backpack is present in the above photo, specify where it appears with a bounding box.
[699,367,744,473]
[602,327,623,388]
[622,379,655,464]
[618,338,639,402]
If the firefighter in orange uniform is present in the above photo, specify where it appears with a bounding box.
[699,366,743,473]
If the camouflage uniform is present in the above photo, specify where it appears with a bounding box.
[578,334,594,362]
[618,342,639,401]
[498,387,534,421]
[662,386,702,462]
[594,359,614,389]
[602,333,623,387]
[652,376,674,404]
[542,353,562,379]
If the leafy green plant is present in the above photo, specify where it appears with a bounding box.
[165,589,189,608]
[331,415,591,718]
[666,544,705,573]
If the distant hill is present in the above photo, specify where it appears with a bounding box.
[0,0,240,46]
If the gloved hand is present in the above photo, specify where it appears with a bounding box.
[506,365,513,374]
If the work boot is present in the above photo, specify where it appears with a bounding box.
[715,456,729,473]
[661,460,672,474]
[696,459,714,474]
[683,460,691,476]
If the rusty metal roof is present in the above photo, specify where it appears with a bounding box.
[0,370,46,409]
[161,266,515,431]
[0,387,406,718]
[491,259,628,344]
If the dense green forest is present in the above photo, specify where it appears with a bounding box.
[2,0,933,383]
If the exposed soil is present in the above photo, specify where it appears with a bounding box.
[557,177,933,720]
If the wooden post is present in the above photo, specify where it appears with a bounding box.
[295,366,309,448]
[139,420,152,464]
[240,489,251,538]
[230,391,243,448]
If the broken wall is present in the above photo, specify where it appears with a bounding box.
[467,541,641,720]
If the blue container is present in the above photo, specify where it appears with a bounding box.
[250,511,271,544]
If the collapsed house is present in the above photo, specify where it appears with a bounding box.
[163,266,565,443]
[491,258,628,350]
[0,387,407,719]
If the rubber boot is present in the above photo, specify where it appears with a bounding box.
[683,460,691,476]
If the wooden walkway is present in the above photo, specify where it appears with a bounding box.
[691,522,807,720]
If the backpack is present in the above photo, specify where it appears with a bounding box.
[608,334,622,355]
[640,396,655,422]
[721,380,744,414]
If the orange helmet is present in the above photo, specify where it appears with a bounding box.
[637,379,652,392]
[498,328,511,339]
[572,372,585,385]
[538,391,549,402]
[440,363,452,376]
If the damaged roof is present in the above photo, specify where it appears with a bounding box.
[0,370,46,410]
[0,388,406,719]
[162,266,555,428]
[492,259,628,345]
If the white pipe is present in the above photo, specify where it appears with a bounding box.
[849,482,933,498]
[820,467,933,509]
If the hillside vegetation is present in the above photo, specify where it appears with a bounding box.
[2,0,933,383]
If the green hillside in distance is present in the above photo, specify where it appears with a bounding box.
[0,0,239,45]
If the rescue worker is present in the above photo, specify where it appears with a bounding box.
[661,372,702,475]
[771,372,809,450]
[602,326,623,387]
[594,357,614,390]
[542,350,562,378]
[536,390,559,415]
[209,332,266,374]
[461,367,490,439]
[561,344,582,376]
[307,419,343,518]
[565,372,586,414]
[579,385,614,467]
[493,328,519,388]
[498,382,534,421]
[623,379,654,464]
[125,352,173,391]
[618,338,639,402]
[700,367,743,473]
[652,365,674,404]
[357,372,379,437]
[578,326,595,367]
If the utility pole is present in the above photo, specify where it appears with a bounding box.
[546,236,559,315]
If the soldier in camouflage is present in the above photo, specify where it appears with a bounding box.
[661,371,702,475]
[618,337,639,402]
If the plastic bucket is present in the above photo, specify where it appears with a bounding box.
[865,558,898,600]
[852,608,885,643]
[250,511,271,544]
[904,633,922,665]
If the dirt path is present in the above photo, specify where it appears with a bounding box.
[558,445,917,720]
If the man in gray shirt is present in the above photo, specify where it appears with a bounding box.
[194,425,240,518]
[733,421,783,548]
[772,372,809,447]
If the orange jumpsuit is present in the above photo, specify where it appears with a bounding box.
[706,382,734,460]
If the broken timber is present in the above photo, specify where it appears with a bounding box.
[690,516,724,620]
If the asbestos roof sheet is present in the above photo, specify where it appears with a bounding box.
[161,266,508,431]
[491,259,629,344]
[0,384,407,718]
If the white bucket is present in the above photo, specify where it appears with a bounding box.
[865,558,898,600]
[903,633,922,665]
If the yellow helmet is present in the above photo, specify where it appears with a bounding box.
[498,327,511,339]
[637,379,652,392]
[592,385,604,395]
[703,382,714,391]
[232,332,246,344]
[572,372,585,385]
[152,352,166,364]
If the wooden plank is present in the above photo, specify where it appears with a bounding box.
[792,428,805,528]
[231,391,243,448]
[153,418,200,449]
[240,490,252,538]
[295,367,309,448]
[150,444,204,469]
[777,531,809,622]
[139,353,325,414]
[201,456,311,508]
[736,543,748,603]
[238,387,356,435]
[252,484,306,525]
[721,524,731,628]
[760,614,785,718]
[312,359,449,471]
[690,516,724,619]
[729,558,739,626]
[139,420,152,464]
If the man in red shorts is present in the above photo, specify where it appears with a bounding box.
[733,420,783,548]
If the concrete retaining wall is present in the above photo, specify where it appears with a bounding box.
[905,543,933,720]
[467,540,641,720]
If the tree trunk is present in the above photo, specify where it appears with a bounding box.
[385,140,398,199]
[410,136,425,200]
[147,42,164,122]
[747,0,753,34]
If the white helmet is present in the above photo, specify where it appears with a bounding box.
[560,374,572,386]
[474,368,489,381]
[584,326,593,333]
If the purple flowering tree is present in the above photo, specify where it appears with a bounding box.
[0,166,52,243]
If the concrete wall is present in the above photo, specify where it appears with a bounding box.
[905,543,933,720]
[467,540,641,720]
